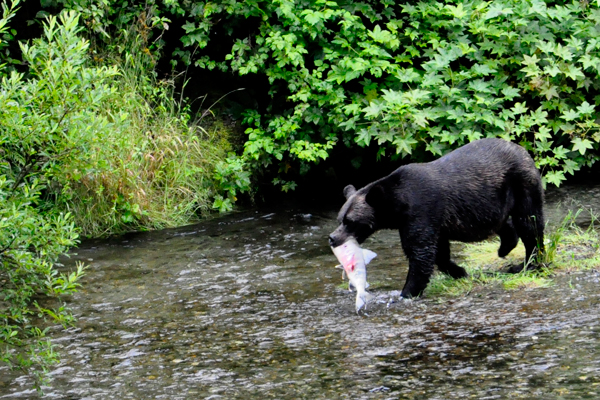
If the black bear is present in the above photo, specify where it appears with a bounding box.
[329,138,545,298]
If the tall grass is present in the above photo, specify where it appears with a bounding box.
[547,209,600,271]
[58,10,235,237]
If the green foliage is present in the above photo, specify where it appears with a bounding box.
[213,155,251,212]
[0,5,233,386]
[45,0,171,44]
[10,4,235,236]
[168,0,600,190]
[0,7,90,386]
[59,75,233,236]
[1,10,121,198]
[41,0,600,198]
[0,176,85,385]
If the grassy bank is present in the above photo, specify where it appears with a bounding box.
[54,11,242,238]
[427,210,600,298]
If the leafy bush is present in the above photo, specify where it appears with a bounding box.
[0,4,86,384]
[170,0,600,190]
[0,176,85,385]
[0,4,234,384]
[8,3,236,235]
[1,10,122,203]
[44,0,249,214]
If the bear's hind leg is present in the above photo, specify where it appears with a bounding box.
[435,237,468,279]
[498,218,519,258]
[509,197,545,273]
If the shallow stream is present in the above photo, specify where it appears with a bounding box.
[2,185,600,399]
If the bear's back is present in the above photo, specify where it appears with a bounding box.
[399,138,538,189]
[389,138,542,239]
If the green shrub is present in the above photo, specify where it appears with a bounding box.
[1,4,233,385]
[62,5,241,232]
[0,6,88,387]
[0,176,85,386]
[0,8,124,210]
[0,6,102,385]
[170,0,600,191]
[6,4,237,235]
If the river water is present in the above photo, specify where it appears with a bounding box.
[1,185,600,399]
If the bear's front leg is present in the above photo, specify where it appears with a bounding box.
[400,245,437,298]
[399,222,439,298]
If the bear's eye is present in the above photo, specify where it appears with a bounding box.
[343,217,353,226]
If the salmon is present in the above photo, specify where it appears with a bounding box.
[331,238,376,313]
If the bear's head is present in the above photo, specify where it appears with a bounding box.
[328,183,388,247]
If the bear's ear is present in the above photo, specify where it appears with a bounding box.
[343,185,357,199]
[365,183,387,209]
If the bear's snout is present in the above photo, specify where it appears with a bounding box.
[328,227,347,248]
[328,235,336,247]
[329,231,344,248]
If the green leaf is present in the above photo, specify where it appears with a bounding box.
[562,159,579,175]
[535,126,552,142]
[564,64,584,81]
[580,54,599,71]
[512,103,528,115]
[501,86,520,100]
[356,128,372,147]
[561,109,580,121]
[577,101,595,115]
[393,135,417,156]
[302,10,322,26]
[553,43,573,61]
[484,3,513,20]
[572,137,594,155]
[472,63,497,76]
[446,3,467,19]
[522,54,540,66]
[540,84,559,100]
[468,79,492,93]
[426,140,445,156]
[544,170,566,187]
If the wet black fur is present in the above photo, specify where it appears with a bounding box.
[329,138,545,298]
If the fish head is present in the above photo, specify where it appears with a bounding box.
[355,290,373,313]
[331,238,364,278]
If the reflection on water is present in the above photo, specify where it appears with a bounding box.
[1,185,600,399]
